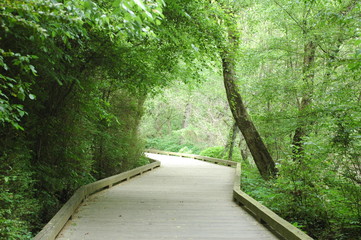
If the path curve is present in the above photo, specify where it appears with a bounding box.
[57,153,279,240]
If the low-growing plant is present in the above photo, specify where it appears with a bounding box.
[145,137,201,154]
[241,156,361,240]
[199,146,225,159]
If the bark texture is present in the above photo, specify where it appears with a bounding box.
[221,52,277,179]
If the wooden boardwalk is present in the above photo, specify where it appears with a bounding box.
[56,154,279,240]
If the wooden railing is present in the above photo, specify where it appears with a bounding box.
[34,159,160,240]
[146,149,313,240]
[146,149,237,167]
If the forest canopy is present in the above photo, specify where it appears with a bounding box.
[0,0,360,239]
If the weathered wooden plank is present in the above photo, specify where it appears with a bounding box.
[56,154,278,240]
[148,150,313,240]
[34,159,160,240]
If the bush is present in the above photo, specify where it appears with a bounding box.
[241,157,361,240]
[145,137,201,154]
[0,145,40,239]
[134,156,150,168]
[199,146,225,158]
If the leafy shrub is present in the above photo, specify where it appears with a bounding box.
[0,146,40,239]
[145,137,180,152]
[199,146,225,158]
[134,156,151,168]
[145,137,200,154]
[241,157,361,240]
[178,146,193,154]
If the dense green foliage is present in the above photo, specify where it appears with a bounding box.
[0,0,196,238]
[1,0,360,239]
[142,75,232,153]
[235,2,361,238]
[242,160,360,240]
[142,0,361,239]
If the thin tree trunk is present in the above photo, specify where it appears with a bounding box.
[180,102,192,144]
[292,41,316,161]
[240,150,249,163]
[237,133,249,163]
[221,29,277,179]
[182,103,191,129]
[292,0,354,159]
[224,122,238,160]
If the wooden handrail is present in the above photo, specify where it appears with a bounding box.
[146,149,313,240]
[146,149,237,167]
[33,159,160,240]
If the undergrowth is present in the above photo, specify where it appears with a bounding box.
[241,161,361,240]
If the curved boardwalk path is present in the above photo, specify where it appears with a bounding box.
[57,153,279,240]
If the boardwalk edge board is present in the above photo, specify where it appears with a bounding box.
[33,159,160,240]
[146,149,313,240]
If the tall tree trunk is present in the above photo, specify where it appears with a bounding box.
[215,3,277,179]
[291,0,354,160]
[221,28,277,179]
[224,122,238,160]
[292,41,316,161]
[237,132,250,163]
[221,55,277,179]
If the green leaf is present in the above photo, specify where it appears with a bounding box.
[18,110,25,117]
[29,65,37,76]
[28,94,36,100]
[17,92,25,101]
[133,0,147,12]
[12,122,24,130]
[112,0,121,8]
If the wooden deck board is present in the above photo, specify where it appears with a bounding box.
[56,154,279,240]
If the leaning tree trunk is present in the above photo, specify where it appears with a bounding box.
[220,29,277,179]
